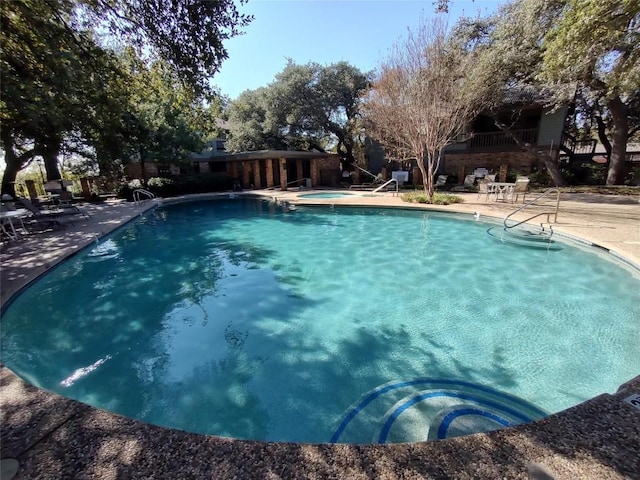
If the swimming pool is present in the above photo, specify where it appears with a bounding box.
[298,192,359,199]
[1,198,639,443]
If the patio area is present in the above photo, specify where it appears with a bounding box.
[1,192,639,479]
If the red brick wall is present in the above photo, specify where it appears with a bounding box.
[124,162,159,178]
[316,157,340,186]
[444,152,543,181]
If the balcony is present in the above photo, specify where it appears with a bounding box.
[560,131,596,156]
[463,128,538,150]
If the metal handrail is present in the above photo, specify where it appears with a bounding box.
[133,188,155,205]
[266,178,308,190]
[350,162,381,182]
[372,178,399,196]
[503,188,560,230]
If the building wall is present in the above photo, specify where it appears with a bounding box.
[538,106,567,147]
[316,156,341,187]
[125,162,159,178]
[443,151,543,180]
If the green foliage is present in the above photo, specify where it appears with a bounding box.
[541,0,639,96]
[529,169,551,186]
[142,175,232,198]
[78,0,253,94]
[560,162,608,185]
[0,0,248,195]
[401,191,462,204]
[226,61,371,163]
[539,0,640,184]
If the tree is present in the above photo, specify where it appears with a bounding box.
[1,0,124,195]
[78,0,253,95]
[226,61,371,165]
[225,88,290,152]
[540,0,640,184]
[118,53,220,184]
[361,18,478,199]
[453,0,569,187]
[1,0,251,196]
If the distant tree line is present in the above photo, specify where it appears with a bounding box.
[2,0,638,199]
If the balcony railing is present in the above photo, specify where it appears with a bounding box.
[466,128,538,150]
[560,131,597,155]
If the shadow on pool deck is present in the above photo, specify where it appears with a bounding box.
[1,193,639,479]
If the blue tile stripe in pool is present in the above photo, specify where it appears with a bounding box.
[437,407,511,440]
[330,378,547,444]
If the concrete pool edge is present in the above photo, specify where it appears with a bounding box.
[1,191,639,479]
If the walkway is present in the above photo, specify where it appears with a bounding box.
[1,192,639,480]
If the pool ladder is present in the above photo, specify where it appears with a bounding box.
[133,188,156,205]
[504,188,560,231]
[490,189,561,249]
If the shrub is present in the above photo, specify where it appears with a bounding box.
[560,162,607,185]
[147,177,176,197]
[529,169,551,186]
[401,191,462,205]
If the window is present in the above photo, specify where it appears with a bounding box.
[216,140,226,152]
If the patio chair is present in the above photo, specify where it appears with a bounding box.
[476,179,496,201]
[452,174,476,191]
[17,197,90,221]
[434,175,448,190]
[509,177,530,203]
[485,174,496,182]
[463,174,476,188]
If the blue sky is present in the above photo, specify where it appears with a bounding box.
[211,0,506,100]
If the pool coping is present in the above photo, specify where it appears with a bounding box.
[1,191,639,479]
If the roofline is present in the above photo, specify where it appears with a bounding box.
[194,150,340,162]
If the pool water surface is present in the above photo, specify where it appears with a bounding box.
[298,192,359,199]
[1,198,639,443]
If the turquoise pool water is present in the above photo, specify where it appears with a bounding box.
[2,198,639,443]
[298,192,358,199]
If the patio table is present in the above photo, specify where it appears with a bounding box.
[0,208,30,240]
[488,182,516,201]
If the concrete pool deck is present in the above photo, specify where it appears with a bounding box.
[1,191,639,479]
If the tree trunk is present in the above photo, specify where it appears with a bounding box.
[492,117,566,186]
[594,115,612,165]
[140,147,148,186]
[1,156,22,198]
[0,129,36,197]
[42,143,62,181]
[605,97,628,185]
[417,149,433,200]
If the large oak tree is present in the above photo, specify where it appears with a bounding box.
[226,61,371,166]
[1,0,251,196]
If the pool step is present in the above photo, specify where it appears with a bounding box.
[331,379,547,444]
[486,227,562,250]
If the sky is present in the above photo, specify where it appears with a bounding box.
[211,0,506,100]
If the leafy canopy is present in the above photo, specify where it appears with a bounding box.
[226,61,371,163]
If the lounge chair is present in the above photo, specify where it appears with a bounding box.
[17,197,90,221]
[463,174,476,188]
[452,174,476,192]
[434,175,448,190]
[509,177,530,203]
